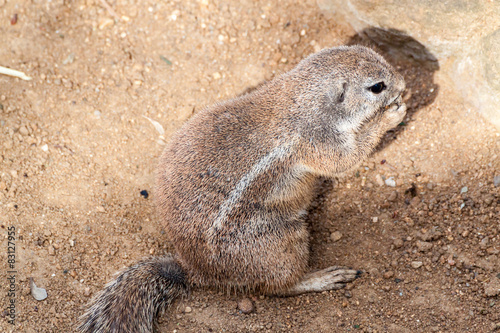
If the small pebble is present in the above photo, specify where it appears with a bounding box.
[385,177,396,187]
[484,278,500,297]
[238,298,254,314]
[375,174,385,186]
[330,231,342,242]
[411,261,423,269]
[387,191,398,202]
[494,175,500,187]
[383,271,394,279]
[41,144,49,152]
[416,240,433,252]
[83,287,91,297]
[30,278,48,301]
[48,245,55,256]
[184,306,192,313]
[417,227,442,241]
[460,186,468,194]
[140,190,149,199]
[393,239,404,248]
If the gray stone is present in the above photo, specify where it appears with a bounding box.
[494,175,500,187]
[30,278,48,301]
[317,0,500,129]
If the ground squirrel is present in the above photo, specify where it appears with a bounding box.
[79,45,406,333]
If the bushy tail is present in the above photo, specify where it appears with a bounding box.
[79,255,188,333]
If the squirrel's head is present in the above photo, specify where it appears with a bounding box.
[286,45,406,140]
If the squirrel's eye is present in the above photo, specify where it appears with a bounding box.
[369,82,386,94]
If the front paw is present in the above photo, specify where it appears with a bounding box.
[383,102,406,129]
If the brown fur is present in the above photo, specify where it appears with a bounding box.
[79,45,406,332]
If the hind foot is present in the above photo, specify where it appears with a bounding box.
[280,266,361,296]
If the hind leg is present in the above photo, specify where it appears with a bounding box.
[204,216,359,295]
[278,266,361,296]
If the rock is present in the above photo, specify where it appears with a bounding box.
[317,0,500,130]
[494,175,500,187]
[460,186,468,194]
[48,245,55,256]
[411,261,423,269]
[41,144,48,152]
[184,306,192,313]
[83,287,91,297]
[238,298,254,314]
[331,231,342,242]
[30,278,48,301]
[375,174,385,187]
[416,240,433,252]
[388,191,398,202]
[385,177,396,187]
[484,278,500,297]
[393,238,404,249]
[383,271,394,279]
[416,227,443,241]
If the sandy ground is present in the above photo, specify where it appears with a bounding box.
[0,0,499,332]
